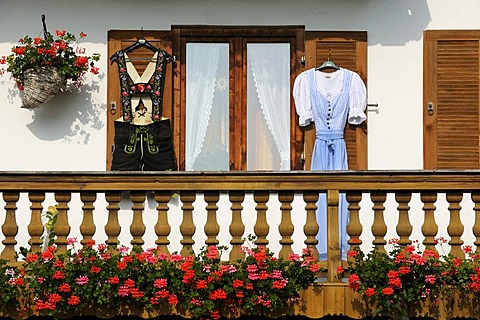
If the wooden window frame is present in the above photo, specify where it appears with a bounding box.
[171,25,305,171]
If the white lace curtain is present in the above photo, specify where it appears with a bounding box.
[185,44,220,171]
[248,43,290,170]
[185,43,290,171]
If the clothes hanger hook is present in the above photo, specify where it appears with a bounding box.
[41,14,50,39]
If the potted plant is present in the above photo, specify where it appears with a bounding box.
[0,30,100,109]
[341,238,480,320]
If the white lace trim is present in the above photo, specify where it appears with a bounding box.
[249,48,290,170]
[187,47,220,171]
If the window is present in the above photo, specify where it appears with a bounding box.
[173,26,305,171]
[246,43,291,170]
[185,43,230,171]
[184,42,291,170]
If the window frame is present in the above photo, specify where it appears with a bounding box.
[172,25,305,171]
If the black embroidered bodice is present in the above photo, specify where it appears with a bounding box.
[113,50,168,122]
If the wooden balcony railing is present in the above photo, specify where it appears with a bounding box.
[1,170,480,319]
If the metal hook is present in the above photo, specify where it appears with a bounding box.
[41,14,50,39]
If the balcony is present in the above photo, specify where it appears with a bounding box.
[1,170,479,319]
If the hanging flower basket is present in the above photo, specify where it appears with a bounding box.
[21,66,65,109]
[0,30,100,109]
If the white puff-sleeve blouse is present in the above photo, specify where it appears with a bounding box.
[293,68,367,127]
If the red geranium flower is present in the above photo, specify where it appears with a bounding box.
[382,287,395,296]
[365,288,376,297]
[67,295,81,306]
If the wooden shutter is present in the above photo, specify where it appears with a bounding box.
[106,30,174,170]
[303,31,368,170]
[424,31,480,169]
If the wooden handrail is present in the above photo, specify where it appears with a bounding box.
[1,170,480,191]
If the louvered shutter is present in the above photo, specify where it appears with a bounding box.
[303,32,368,170]
[424,31,480,169]
[106,31,174,170]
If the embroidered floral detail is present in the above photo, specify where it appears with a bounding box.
[114,50,168,122]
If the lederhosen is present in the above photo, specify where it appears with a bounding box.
[111,49,177,171]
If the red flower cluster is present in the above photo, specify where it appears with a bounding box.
[348,274,360,290]
[209,288,227,300]
[2,238,318,320]
[0,30,101,89]
[344,237,480,319]
[73,56,89,68]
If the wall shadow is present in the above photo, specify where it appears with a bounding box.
[354,0,431,46]
[25,76,105,144]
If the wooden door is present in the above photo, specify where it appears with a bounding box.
[302,31,368,170]
[106,30,175,170]
[424,30,480,169]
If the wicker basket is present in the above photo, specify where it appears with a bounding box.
[21,66,64,109]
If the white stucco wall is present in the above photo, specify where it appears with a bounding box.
[1,0,479,171]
